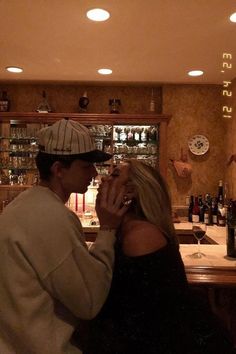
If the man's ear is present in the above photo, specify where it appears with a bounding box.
[50,161,64,178]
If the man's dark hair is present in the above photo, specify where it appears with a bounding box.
[35,151,80,181]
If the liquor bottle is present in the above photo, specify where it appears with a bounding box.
[0,91,10,112]
[188,195,194,222]
[109,99,121,114]
[226,200,236,258]
[192,196,200,223]
[212,198,218,225]
[204,195,212,225]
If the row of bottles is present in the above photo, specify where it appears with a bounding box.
[187,180,236,257]
[188,180,227,226]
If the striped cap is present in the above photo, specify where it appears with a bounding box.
[37,119,112,162]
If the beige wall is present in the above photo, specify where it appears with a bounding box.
[0,84,162,114]
[0,82,232,205]
[163,84,226,205]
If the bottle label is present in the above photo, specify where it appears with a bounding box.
[212,215,217,224]
[192,214,199,223]
[218,218,226,225]
[204,214,209,224]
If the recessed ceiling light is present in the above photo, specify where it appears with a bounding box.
[188,70,204,77]
[229,12,236,23]
[98,68,112,75]
[6,66,23,73]
[86,8,110,22]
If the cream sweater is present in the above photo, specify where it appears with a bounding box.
[0,186,116,354]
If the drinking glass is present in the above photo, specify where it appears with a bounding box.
[192,222,207,258]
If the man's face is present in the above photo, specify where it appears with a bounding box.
[60,159,98,194]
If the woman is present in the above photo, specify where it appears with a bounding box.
[84,160,235,354]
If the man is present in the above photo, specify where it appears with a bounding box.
[0,119,127,354]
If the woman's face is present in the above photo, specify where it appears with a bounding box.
[105,163,130,190]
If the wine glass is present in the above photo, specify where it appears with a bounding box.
[191,222,207,258]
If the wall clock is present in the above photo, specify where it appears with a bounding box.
[188,135,209,155]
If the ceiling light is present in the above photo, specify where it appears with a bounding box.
[6,66,23,73]
[188,70,204,77]
[229,12,236,23]
[86,8,110,22]
[98,68,112,75]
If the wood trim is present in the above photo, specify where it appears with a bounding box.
[185,266,236,287]
[0,112,171,125]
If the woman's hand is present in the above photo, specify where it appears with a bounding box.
[96,180,128,230]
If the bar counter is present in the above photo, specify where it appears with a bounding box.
[83,221,236,346]
[83,221,236,286]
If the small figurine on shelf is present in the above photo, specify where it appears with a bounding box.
[0,91,10,112]
[36,91,52,113]
[109,98,121,113]
[79,91,89,112]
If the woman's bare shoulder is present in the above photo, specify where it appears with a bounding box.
[122,219,167,257]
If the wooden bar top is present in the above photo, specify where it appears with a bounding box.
[83,222,236,287]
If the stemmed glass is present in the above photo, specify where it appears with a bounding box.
[191,222,207,258]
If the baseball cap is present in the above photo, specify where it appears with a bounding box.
[37,119,112,162]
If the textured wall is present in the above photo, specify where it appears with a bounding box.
[0,82,230,206]
[163,84,225,205]
[0,83,162,114]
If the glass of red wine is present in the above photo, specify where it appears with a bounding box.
[192,222,207,258]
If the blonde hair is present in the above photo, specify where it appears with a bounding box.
[128,159,178,246]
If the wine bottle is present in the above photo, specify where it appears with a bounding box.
[198,195,204,222]
[226,200,236,258]
[204,195,212,225]
[212,198,218,224]
[0,91,10,112]
[192,196,200,223]
[188,195,194,222]
[217,201,226,227]
[217,180,224,204]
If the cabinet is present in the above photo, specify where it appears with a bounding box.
[0,112,171,210]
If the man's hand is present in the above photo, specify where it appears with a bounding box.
[95,181,128,230]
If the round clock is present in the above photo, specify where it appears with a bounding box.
[188,135,209,155]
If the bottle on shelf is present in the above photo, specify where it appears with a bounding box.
[192,196,200,223]
[226,200,236,258]
[188,195,194,222]
[109,99,121,114]
[149,89,155,112]
[0,91,10,112]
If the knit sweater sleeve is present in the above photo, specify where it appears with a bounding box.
[42,222,116,320]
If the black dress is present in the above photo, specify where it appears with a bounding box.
[83,239,235,354]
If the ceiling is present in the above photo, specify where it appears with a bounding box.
[0,0,236,85]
